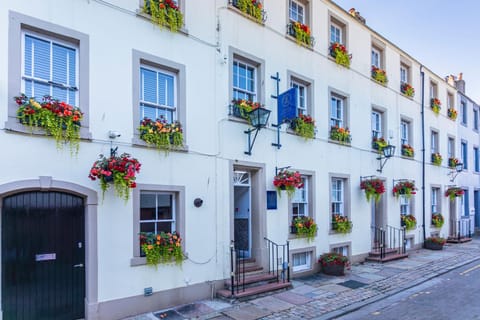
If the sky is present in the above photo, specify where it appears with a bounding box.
[332,0,480,102]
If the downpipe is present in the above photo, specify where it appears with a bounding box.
[420,66,426,244]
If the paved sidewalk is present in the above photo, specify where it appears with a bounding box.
[125,238,480,320]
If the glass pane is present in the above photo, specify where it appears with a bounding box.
[157,194,173,220]
[141,68,157,103]
[52,87,67,102]
[32,36,51,80]
[52,44,68,85]
[140,222,155,233]
[157,222,173,234]
[140,193,157,220]
[33,81,50,98]
[24,35,33,77]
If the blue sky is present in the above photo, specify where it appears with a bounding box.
[332,0,480,102]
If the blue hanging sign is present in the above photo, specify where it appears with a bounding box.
[277,88,297,125]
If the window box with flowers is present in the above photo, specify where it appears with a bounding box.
[401,214,416,231]
[230,0,266,24]
[371,66,388,85]
[431,153,443,166]
[330,126,351,144]
[290,114,315,139]
[431,213,444,228]
[88,152,141,201]
[401,83,415,98]
[447,108,458,121]
[448,157,460,169]
[318,252,349,276]
[331,214,352,234]
[445,187,464,201]
[138,117,184,153]
[287,22,314,48]
[140,232,183,266]
[329,42,352,68]
[424,236,446,250]
[230,99,262,123]
[143,0,183,32]
[14,94,83,154]
[401,144,414,158]
[372,137,388,152]
[360,178,385,203]
[430,98,441,115]
[290,216,317,241]
[273,169,304,198]
[393,180,417,199]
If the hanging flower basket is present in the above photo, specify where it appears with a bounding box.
[331,214,352,234]
[291,216,317,241]
[290,114,316,139]
[14,94,83,154]
[401,214,416,230]
[318,252,349,276]
[140,231,183,266]
[330,126,351,144]
[329,42,352,68]
[401,144,414,157]
[138,117,183,153]
[392,180,417,199]
[424,237,446,250]
[445,187,464,201]
[401,82,415,97]
[447,108,458,120]
[431,153,443,166]
[372,137,388,152]
[360,178,385,203]
[448,157,460,169]
[430,98,441,115]
[431,213,444,228]
[143,0,183,32]
[88,152,141,201]
[371,66,388,84]
[273,169,303,198]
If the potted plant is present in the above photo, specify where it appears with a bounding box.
[401,83,415,97]
[288,21,313,47]
[448,157,460,169]
[140,231,183,266]
[290,114,315,139]
[431,153,443,166]
[360,178,385,203]
[392,180,417,199]
[138,117,184,153]
[445,187,464,201]
[143,0,183,32]
[291,216,317,241]
[329,42,352,68]
[330,126,351,144]
[424,236,446,250]
[231,0,264,23]
[430,98,441,115]
[273,169,304,198]
[447,108,458,120]
[401,144,414,157]
[88,152,141,201]
[372,137,388,152]
[431,213,444,228]
[401,214,417,231]
[371,66,388,84]
[230,99,261,122]
[331,214,352,234]
[14,94,83,154]
[318,252,349,276]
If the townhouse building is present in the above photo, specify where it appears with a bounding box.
[0,0,479,319]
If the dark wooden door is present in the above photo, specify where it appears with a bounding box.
[2,192,85,319]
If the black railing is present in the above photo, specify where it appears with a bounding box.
[229,240,246,296]
[371,226,386,259]
[450,218,472,240]
[371,225,406,259]
[386,225,406,255]
[264,237,290,283]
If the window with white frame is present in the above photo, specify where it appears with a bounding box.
[447,92,454,109]
[462,141,468,169]
[371,110,382,139]
[430,81,437,99]
[233,59,257,102]
[474,108,479,130]
[400,64,409,84]
[292,177,308,220]
[292,251,312,272]
[461,100,467,125]
[400,120,410,145]
[289,0,305,23]
[140,192,177,236]
[448,137,455,159]
[291,79,307,115]
[431,130,438,154]
[474,147,479,172]
[431,187,440,214]
[331,178,344,215]
[333,245,348,257]
[400,195,410,215]
[140,66,177,123]
[330,22,342,44]
[462,189,469,217]
[371,47,381,68]
[330,94,345,128]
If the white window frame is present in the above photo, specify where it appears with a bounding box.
[400,195,410,215]
[233,59,257,102]
[330,22,342,44]
[292,251,311,272]
[462,141,468,170]
[431,131,438,154]
[400,120,409,145]
[461,100,467,125]
[371,110,382,139]
[139,191,177,237]
[292,177,308,220]
[330,95,344,128]
[400,65,408,84]
[291,80,307,115]
[431,187,439,214]
[371,47,381,68]
[289,0,305,24]
[448,137,455,159]
[333,246,348,257]
[474,146,479,172]
[447,92,454,109]
[473,108,479,130]
[430,82,437,99]
[331,178,344,215]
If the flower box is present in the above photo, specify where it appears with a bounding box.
[291,216,317,241]
[330,126,351,144]
[430,98,441,115]
[230,99,262,122]
[372,137,388,152]
[231,0,266,23]
[448,157,460,169]
[431,153,442,166]
[331,214,352,234]
[424,237,446,250]
[318,252,349,276]
[447,108,458,120]
[138,117,184,153]
[400,82,415,97]
[360,178,385,203]
[273,169,303,198]
[321,263,345,276]
[431,213,444,228]
[140,231,183,266]
[290,114,315,139]
[329,42,352,68]
[371,66,388,84]
[401,144,414,157]
[143,0,183,32]
[445,187,464,201]
[287,22,314,48]
[393,180,417,199]
[401,214,416,230]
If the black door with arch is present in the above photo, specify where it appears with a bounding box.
[2,191,85,319]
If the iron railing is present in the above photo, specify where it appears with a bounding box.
[450,218,472,240]
[229,240,246,296]
[371,225,406,259]
[264,237,290,283]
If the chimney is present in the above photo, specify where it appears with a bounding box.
[349,8,366,24]
[445,75,456,87]
[455,72,465,93]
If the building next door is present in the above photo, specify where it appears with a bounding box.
[233,171,251,258]
[2,191,85,320]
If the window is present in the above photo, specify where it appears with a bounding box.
[462,141,468,170]
[463,189,469,217]
[371,47,381,68]
[447,92,454,109]
[429,81,437,99]
[132,184,185,262]
[140,66,177,123]
[331,178,344,215]
[290,75,313,116]
[7,12,90,134]
[474,108,479,130]
[431,131,438,154]
[461,100,467,125]
[292,251,311,272]
[448,137,455,159]
[330,22,342,44]
[400,196,410,215]
[233,59,256,102]
[333,245,348,257]
[371,110,383,139]
[400,120,410,145]
[330,93,347,128]
[289,0,305,23]
[474,147,479,172]
[292,177,308,220]
[400,64,409,84]
[431,187,440,214]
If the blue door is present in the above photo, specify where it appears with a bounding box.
[475,190,480,229]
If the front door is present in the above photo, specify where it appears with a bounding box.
[2,191,85,320]
[233,171,251,258]
[449,198,457,237]
[371,194,384,246]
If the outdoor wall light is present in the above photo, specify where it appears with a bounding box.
[244,107,271,155]
[377,144,396,173]
[448,163,464,182]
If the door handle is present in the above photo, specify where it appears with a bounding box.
[73,263,84,268]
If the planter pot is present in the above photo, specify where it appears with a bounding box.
[321,263,345,276]
[424,242,444,250]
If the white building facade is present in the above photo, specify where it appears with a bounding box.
[0,0,478,319]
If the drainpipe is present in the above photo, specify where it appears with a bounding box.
[420,66,426,244]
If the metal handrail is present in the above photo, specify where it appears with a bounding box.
[264,237,290,283]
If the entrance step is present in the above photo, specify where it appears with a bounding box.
[217,281,291,301]
[447,237,472,243]
[225,273,278,288]
[366,248,408,263]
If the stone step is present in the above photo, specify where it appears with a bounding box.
[238,264,263,274]
[367,248,400,257]
[447,237,472,243]
[225,272,278,288]
[217,281,291,301]
[365,252,408,263]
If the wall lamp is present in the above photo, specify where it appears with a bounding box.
[377,144,396,173]
[244,107,271,155]
[448,163,464,182]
